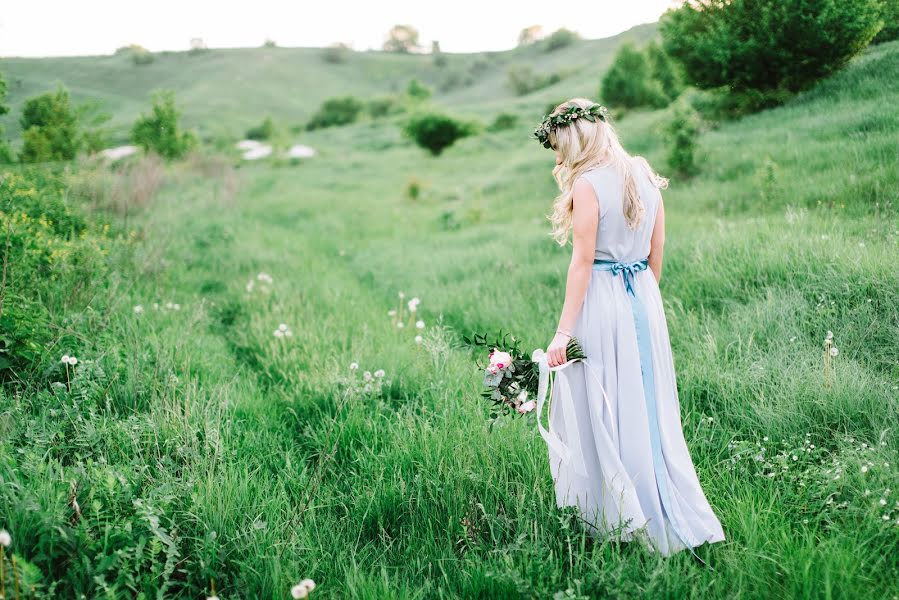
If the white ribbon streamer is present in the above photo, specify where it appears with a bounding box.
[532,348,617,476]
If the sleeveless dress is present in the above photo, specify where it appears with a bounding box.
[539,159,726,556]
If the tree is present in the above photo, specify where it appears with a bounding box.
[666,102,701,176]
[383,25,420,53]
[403,113,476,156]
[19,84,81,163]
[0,72,11,163]
[873,0,899,43]
[306,96,364,130]
[131,90,196,160]
[544,28,579,52]
[645,41,684,102]
[432,41,447,67]
[600,44,668,109]
[518,25,543,46]
[661,0,883,94]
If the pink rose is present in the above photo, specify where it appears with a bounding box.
[489,349,513,370]
[517,400,536,414]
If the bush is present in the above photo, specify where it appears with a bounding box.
[665,102,701,176]
[131,90,196,160]
[322,43,351,64]
[506,66,562,96]
[406,79,432,101]
[367,96,401,118]
[873,1,899,43]
[306,96,364,130]
[403,113,475,156]
[544,28,579,52]
[661,0,883,95]
[600,44,669,109]
[246,116,275,140]
[19,84,81,163]
[488,113,519,132]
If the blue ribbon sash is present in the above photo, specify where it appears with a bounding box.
[593,258,696,553]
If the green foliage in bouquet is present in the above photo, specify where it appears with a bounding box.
[462,330,585,424]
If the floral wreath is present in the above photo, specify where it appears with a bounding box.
[533,103,609,149]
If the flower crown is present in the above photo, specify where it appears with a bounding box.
[533,103,609,149]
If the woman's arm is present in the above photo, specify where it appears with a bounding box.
[547,178,599,368]
[647,194,665,283]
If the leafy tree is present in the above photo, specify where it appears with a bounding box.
[77,99,112,154]
[403,113,476,156]
[661,0,883,94]
[0,72,12,163]
[306,96,364,130]
[518,25,544,46]
[665,102,701,176]
[544,28,579,52]
[383,25,420,53]
[131,90,196,160]
[19,84,81,163]
[406,79,432,101]
[600,44,668,109]
[873,0,899,43]
[645,41,684,102]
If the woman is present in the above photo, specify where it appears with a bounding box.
[535,98,725,556]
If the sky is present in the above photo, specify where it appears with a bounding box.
[0,0,678,58]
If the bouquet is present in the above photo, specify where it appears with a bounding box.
[462,330,586,422]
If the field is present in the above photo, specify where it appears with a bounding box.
[1,30,898,599]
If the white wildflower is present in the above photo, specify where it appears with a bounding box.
[363,371,372,382]
[374,369,385,378]
[408,300,417,312]
[398,291,405,299]
[153,302,160,310]
[285,330,293,337]
[133,305,144,314]
[68,356,78,366]
[274,330,285,338]
[388,309,397,317]
[825,330,833,340]
[279,323,288,332]
[397,322,404,328]
[416,320,425,329]
[349,362,359,370]
[862,465,869,473]
[299,579,316,592]
[0,529,10,547]
[880,498,888,506]
[173,303,181,311]
[414,335,423,344]
[291,584,309,599]
[829,347,839,357]
[165,302,174,309]
[61,355,70,364]
[246,279,255,292]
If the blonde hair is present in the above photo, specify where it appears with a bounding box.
[547,98,668,245]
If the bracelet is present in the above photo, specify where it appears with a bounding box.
[556,329,572,338]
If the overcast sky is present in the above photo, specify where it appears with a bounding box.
[0,0,677,57]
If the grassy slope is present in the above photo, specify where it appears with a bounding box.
[2,32,899,600]
[0,24,657,143]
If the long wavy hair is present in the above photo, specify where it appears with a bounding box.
[546,98,668,245]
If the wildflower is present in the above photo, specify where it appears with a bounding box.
[285,330,293,337]
[133,305,144,314]
[246,279,255,292]
[68,356,78,366]
[349,362,359,370]
[408,300,417,312]
[374,369,385,378]
[792,455,798,461]
[166,302,174,309]
[364,383,372,393]
[388,309,397,317]
[153,302,160,310]
[414,335,423,344]
[883,514,891,521]
[291,584,309,599]
[274,330,285,338]
[257,272,273,284]
[0,529,10,547]
[398,291,405,299]
[763,436,769,442]
[825,330,833,341]
[363,371,372,382]
[830,347,839,357]
[207,597,220,600]
[61,355,70,364]
[397,322,404,328]
[173,303,181,310]
[862,465,869,473]
[880,498,888,506]
[416,320,425,329]
[789,336,796,342]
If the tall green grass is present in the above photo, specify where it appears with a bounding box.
[1,41,897,600]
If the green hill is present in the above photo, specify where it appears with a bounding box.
[1,27,898,599]
[0,23,657,143]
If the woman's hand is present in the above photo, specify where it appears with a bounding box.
[547,332,570,368]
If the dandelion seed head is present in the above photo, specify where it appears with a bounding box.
[279,323,288,331]
[363,371,372,382]
[416,320,425,329]
[374,369,385,378]
[415,335,423,344]
[388,309,397,317]
[133,305,144,314]
[862,465,869,473]
[881,498,888,506]
[397,322,404,328]
[299,579,316,591]
[291,584,309,599]
[61,355,70,364]
[68,356,78,365]
[830,347,839,357]
[349,362,359,370]
[0,529,10,547]
[274,330,285,338]
[398,291,405,299]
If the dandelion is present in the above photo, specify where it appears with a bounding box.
[408,300,417,313]
[274,329,285,338]
[279,324,288,332]
[291,578,316,598]
[173,303,181,310]
[862,465,869,473]
[166,302,174,309]
[398,291,405,299]
[416,320,425,329]
[153,302,160,310]
[415,335,423,344]
[133,305,144,314]
[830,347,839,357]
[789,336,796,342]
[825,330,833,341]
[0,529,10,547]
[349,362,359,370]
[363,371,372,382]
[257,272,273,284]
[388,309,397,317]
[246,279,255,292]
[397,322,404,328]
[792,455,798,461]
[374,369,385,378]
[285,330,293,337]
[61,355,70,364]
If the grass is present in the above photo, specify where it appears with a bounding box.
[1,32,898,600]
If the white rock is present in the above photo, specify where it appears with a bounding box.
[242,145,273,160]
[286,144,316,158]
[236,139,264,150]
[100,145,138,160]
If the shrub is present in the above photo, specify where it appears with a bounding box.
[405,177,424,201]
[246,116,275,140]
[873,1,899,43]
[131,90,196,160]
[506,66,561,96]
[263,38,277,48]
[489,113,519,132]
[383,25,420,53]
[131,50,155,66]
[661,0,883,95]
[403,113,475,156]
[406,79,432,101]
[19,84,81,163]
[322,43,351,64]
[544,28,579,52]
[600,43,669,110]
[306,96,364,130]
[367,96,401,118]
[665,102,701,176]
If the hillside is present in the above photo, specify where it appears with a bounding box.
[0,23,657,143]
[1,29,897,599]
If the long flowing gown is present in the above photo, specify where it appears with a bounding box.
[540,159,726,555]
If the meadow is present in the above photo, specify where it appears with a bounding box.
[0,30,898,599]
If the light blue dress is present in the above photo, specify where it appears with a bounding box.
[542,158,726,555]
